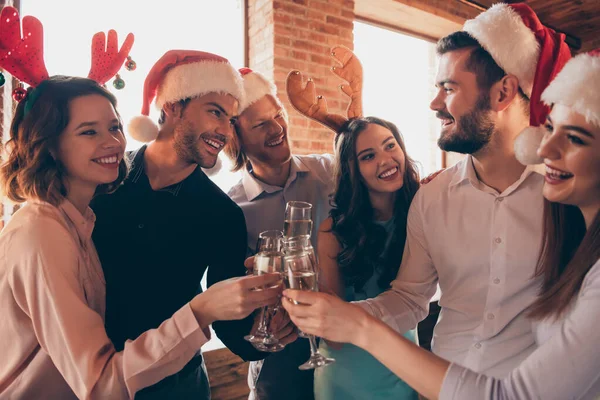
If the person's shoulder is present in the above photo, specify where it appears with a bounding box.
[227,177,245,199]
[1,203,75,262]
[296,153,334,171]
[582,258,600,291]
[416,160,465,196]
[197,172,244,216]
[318,216,334,233]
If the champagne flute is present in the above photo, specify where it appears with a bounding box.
[244,230,285,352]
[284,201,313,240]
[284,251,335,370]
[285,237,317,339]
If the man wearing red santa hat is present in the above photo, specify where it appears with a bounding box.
[283,46,600,400]
[91,50,294,399]
[352,2,572,379]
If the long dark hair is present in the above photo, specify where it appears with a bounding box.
[529,200,599,319]
[1,76,128,205]
[329,117,420,292]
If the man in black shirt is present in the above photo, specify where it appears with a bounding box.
[92,50,280,399]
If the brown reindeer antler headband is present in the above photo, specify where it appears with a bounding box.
[0,6,135,106]
[285,45,363,133]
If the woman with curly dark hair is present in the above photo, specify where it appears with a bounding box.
[314,116,420,399]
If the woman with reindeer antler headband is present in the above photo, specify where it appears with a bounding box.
[0,8,281,399]
[285,49,420,400]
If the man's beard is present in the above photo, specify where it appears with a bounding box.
[173,122,215,168]
[437,93,495,154]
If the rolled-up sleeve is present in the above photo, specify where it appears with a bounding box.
[356,190,439,334]
[440,261,600,400]
[8,219,209,399]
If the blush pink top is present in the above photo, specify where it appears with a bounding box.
[0,200,209,399]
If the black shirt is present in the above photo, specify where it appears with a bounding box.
[92,146,264,397]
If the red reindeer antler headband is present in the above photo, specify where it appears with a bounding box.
[0,6,135,103]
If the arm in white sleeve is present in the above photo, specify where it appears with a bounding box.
[440,260,600,400]
[355,190,439,333]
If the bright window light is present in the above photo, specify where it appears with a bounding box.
[354,21,442,176]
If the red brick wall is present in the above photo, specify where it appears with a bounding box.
[247,0,355,155]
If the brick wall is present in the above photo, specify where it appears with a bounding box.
[247,0,355,155]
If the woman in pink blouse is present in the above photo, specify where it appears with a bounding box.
[282,51,600,399]
[0,76,283,399]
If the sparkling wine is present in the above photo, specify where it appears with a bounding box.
[253,252,283,290]
[283,219,313,239]
[285,271,317,292]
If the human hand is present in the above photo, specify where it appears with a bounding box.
[259,307,298,346]
[190,274,282,329]
[420,169,445,185]
[281,289,372,347]
[244,256,255,275]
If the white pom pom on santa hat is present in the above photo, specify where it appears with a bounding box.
[514,126,545,165]
[514,49,600,166]
[238,67,278,113]
[128,50,244,143]
[128,115,159,143]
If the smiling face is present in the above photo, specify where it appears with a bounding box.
[537,104,600,214]
[235,95,291,168]
[355,123,406,194]
[172,92,239,168]
[57,94,126,194]
[430,48,496,154]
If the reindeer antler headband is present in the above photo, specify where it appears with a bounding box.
[285,45,363,133]
[0,6,135,107]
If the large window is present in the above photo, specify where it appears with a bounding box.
[354,21,443,176]
[21,0,245,351]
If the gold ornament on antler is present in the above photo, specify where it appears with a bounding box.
[285,45,363,133]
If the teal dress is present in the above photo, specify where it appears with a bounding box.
[314,219,418,400]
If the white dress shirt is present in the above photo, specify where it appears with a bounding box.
[228,154,334,254]
[359,155,545,377]
[440,259,600,399]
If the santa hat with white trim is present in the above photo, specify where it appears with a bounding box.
[462,3,572,164]
[238,67,279,113]
[515,48,600,164]
[128,50,244,142]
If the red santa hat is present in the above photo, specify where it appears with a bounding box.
[515,49,600,164]
[463,3,571,128]
[238,67,279,113]
[128,50,244,142]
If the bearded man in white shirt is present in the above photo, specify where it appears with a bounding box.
[358,3,571,378]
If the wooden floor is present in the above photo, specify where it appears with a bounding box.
[204,348,250,400]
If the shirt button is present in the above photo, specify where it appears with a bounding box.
[493,278,500,284]
[138,223,144,229]
[474,343,482,349]
[487,313,495,320]
[494,237,502,244]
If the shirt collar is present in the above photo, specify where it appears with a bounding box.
[128,144,186,196]
[449,155,542,192]
[241,155,309,201]
[59,199,96,241]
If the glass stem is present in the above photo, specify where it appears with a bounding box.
[257,306,269,334]
[308,335,319,355]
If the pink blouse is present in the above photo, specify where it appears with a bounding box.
[0,200,209,399]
